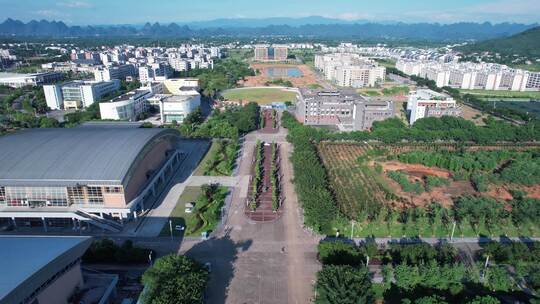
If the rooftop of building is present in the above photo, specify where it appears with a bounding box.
[0,126,178,187]
[0,71,60,79]
[108,89,150,103]
[0,236,92,304]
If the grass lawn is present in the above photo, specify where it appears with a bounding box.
[159,186,229,237]
[222,88,297,105]
[160,187,201,237]
[460,89,540,99]
[358,90,382,97]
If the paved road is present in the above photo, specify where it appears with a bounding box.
[179,122,321,304]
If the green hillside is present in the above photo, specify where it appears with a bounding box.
[459,26,540,57]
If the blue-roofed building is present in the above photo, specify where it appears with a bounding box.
[0,236,118,304]
[0,125,185,232]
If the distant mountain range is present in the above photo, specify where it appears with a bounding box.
[0,18,537,41]
[459,26,540,57]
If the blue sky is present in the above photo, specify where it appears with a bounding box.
[0,0,539,24]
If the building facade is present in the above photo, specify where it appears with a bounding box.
[407,89,461,125]
[94,64,137,82]
[296,89,394,131]
[99,89,152,120]
[44,80,120,110]
[254,44,288,62]
[0,72,64,88]
[0,127,184,232]
[315,53,385,88]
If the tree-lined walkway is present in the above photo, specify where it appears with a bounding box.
[245,142,283,222]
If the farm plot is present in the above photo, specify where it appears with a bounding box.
[317,142,540,237]
[317,142,388,220]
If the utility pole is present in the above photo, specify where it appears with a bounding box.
[366,255,370,267]
[350,221,355,239]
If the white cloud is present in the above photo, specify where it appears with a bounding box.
[57,1,93,8]
[35,9,65,18]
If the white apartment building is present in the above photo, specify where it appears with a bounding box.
[396,59,540,92]
[94,64,137,82]
[99,89,153,121]
[315,53,385,88]
[44,80,120,110]
[407,89,460,125]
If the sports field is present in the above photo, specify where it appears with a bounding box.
[222,88,297,104]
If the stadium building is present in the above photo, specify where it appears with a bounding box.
[0,125,184,232]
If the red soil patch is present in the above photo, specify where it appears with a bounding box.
[380,161,452,178]
[240,63,322,88]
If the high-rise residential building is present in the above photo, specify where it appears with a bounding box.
[315,53,385,88]
[407,89,461,125]
[396,59,540,92]
[254,44,288,62]
[44,80,120,110]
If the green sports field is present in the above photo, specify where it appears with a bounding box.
[222,88,297,104]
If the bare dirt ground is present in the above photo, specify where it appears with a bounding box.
[241,64,322,88]
[379,161,452,178]
[461,104,488,126]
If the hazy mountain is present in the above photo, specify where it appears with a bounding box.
[459,26,540,57]
[0,18,537,41]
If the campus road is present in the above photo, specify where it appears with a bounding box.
[178,119,322,304]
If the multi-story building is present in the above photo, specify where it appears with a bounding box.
[99,89,153,121]
[315,53,385,88]
[94,64,136,82]
[139,62,172,83]
[145,78,201,124]
[44,80,120,110]
[296,89,394,131]
[396,59,540,92]
[0,126,185,232]
[0,72,64,88]
[254,44,288,62]
[407,89,461,125]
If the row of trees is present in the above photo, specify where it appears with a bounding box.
[270,142,280,211]
[315,240,526,303]
[282,111,337,232]
[82,239,150,264]
[176,58,255,97]
[141,254,209,304]
[178,102,260,139]
[250,140,263,211]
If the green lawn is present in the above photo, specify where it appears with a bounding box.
[460,89,540,99]
[222,88,297,105]
[358,90,382,97]
[159,186,229,237]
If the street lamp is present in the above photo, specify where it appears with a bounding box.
[169,220,173,241]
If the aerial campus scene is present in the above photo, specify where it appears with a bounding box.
[0,1,540,304]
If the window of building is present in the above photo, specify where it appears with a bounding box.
[104,186,123,194]
[86,186,104,204]
[0,186,5,204]
[67,186,85,204]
